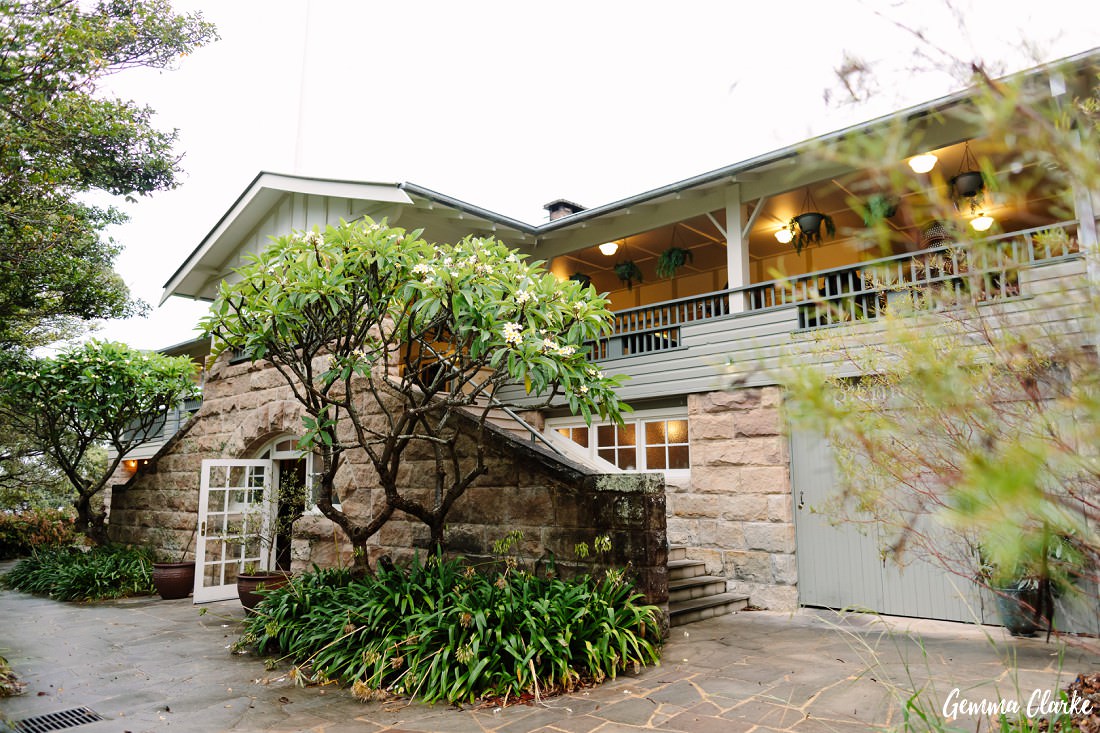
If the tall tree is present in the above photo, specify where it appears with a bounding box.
[0,341,198,543]
[202,220,629,568]
[0,0,217,350]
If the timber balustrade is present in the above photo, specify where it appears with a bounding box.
[589,221,1081,361]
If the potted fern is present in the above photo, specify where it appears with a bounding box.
[790,188,836,255]
[790,212,835,254]
[614,260,643,290]
[860,194,899,227]
[656,246,693,278]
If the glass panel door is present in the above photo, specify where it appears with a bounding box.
[194,459,273,603]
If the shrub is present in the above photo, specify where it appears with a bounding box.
[0,508,79,560]
[239,555,662,704]
[2,545,154,601]
[0,654,22,697]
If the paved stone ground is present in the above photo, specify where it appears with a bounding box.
[0,583,1095,733]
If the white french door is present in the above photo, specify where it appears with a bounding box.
[194,459,275,603]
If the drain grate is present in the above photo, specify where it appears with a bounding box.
[6,707,105,733]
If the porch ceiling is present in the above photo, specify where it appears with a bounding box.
[555,136,1069,285]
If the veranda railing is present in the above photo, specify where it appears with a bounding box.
[589,221,1081,360]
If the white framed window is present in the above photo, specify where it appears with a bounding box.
[545,408,690,475]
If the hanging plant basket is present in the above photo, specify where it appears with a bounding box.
[614,260,643,290]
[948,141,988,211]
[789,189,836,255]
[861,194,899,227]
[656,246,693,279]
[950,170,985,199]
[568,272,592,288]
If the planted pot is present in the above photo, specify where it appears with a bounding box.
[794,212,825,235]
[237,571,292,611]
[951,171,985,199]
[789,212,836,254]
[994,586,1042,637]
[152,561,195,600]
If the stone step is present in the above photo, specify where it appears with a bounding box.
[668,544,687,562]
[669,592,750,627]
[668,574,728,603]
[667,558,706,581]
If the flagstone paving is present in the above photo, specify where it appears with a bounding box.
[0,583,1095,732]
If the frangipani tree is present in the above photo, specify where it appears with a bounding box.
[202,219,628,568]
[0,341,198,544]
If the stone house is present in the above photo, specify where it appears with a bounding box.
[110,52,1100,629]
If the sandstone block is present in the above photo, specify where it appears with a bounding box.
[772,553,798,585]
[667,493,721,519]
[689,413,735,441]
[690,389,763,414]
[726,550,773,582]
[694,437,785,467]
[743,522,795,553]
[696,520,745,550]
[717,493,769,522]
[733,408,781,438]
[727,580,798,611]
[767,494,793,523]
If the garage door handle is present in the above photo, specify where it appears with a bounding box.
[798,491,805,510]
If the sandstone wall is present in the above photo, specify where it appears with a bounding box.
[665,387,797,610]
[108,355,667,608]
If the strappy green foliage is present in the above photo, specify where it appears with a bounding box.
[239,555,662,704]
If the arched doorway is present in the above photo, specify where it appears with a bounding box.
[257,436,315,573]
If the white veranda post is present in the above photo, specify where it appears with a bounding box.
[193,459,275,603]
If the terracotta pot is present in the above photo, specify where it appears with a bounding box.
[236,572,292,611]
[152,562,195,600]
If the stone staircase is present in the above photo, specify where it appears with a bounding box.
[668,544,749,626]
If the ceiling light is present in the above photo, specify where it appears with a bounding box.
[774,227,793,244]
[970,213,994,232]
[908,153,938,173]
[598,241,619,256]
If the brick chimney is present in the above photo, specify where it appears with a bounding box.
[544,199,586,221]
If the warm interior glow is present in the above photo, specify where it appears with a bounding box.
[908,153,938,173]
[598,241,619,256]
[124,459,139,472]
[774,227,793,244]
[970,213,995,232]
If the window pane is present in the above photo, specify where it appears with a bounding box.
[597,424,614,444]
[616,424,636,447]
[617,448,637,471]
[645,421,666,444]
[571,426,589,447]
[667,419,689,444]
[668,445,690,469]
[598,448,616,464]
[646,446,666,469]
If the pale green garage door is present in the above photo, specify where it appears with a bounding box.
[790,430,988,624]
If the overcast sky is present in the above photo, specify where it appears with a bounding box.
[87,0,1097,351]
